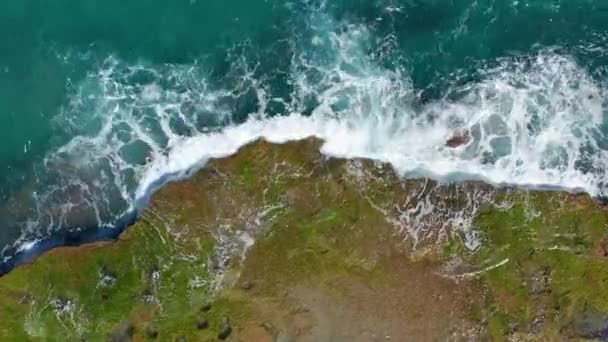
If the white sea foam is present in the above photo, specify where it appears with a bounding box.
[7,2,608,255]
[137,48,607,206]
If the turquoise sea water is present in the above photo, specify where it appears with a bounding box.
[1,0,608,270]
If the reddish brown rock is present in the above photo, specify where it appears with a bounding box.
[446,130,471,148]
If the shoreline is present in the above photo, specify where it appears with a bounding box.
[1,137,605,277]
[0,212,138,276]
[2,137,608,340]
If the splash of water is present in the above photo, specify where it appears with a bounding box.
[2,1,608,265]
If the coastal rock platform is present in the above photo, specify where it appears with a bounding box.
[2,138,608,341]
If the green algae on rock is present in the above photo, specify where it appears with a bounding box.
[1,138,608,341]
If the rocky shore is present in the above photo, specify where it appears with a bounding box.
[2,138,608,341]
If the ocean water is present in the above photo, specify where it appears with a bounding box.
[1,0,608,271]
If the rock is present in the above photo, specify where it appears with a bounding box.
[7,138,608,341]
[197,318,209,330]
[529,311,545,334]
[108,321,135,342]
[145,325,158,339]
[210,254,232,271]
[218,317,233,340]
[175,336,187,342]
[446,130,471,148]
[574,307,608,340]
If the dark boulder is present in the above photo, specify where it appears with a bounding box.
[196,318,209,330]
[574,307,608,340]
[145,325,158,339]
[218,317,232,340]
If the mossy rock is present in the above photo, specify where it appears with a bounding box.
[1,138,608,341]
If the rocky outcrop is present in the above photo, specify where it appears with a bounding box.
[1,138,608,341]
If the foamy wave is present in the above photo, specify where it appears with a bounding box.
[138,42,608,204]
[5,1,608,260]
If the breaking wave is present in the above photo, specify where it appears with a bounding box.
[2,1,608,268]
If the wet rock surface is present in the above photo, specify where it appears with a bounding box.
[0,138,607,341]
